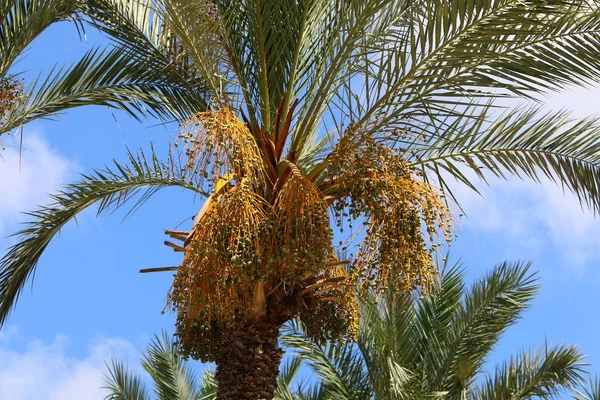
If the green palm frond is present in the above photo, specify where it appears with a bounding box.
[2,46,210,134]
[104,360,150,400]
[475,345,587,400]
[412,263,467,393]
[353,0,600,136]
[287,262,579,400]
[356,261,465,399]
[436,262,539,397]
[1,0,214,136]
[84,0,213,119]
[142,332,199,400]
[282,320,371,400]
[0,146,206,327]
[158,0,231,108]
[291,0,406,158]
[197,371,218,400]
[573,376,600,400]
[275,356,304,400]
[84,0,168,50]
[0,0,80,77]
[412,107,600,211]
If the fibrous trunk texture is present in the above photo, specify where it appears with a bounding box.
[214,318,284,400]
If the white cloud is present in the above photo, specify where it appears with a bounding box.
[543,83,600,119]
[444,83,600,273]
[0,132,78,235]
[451,171,600,272]
[0,328,139,400]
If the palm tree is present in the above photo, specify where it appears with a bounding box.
[284,261,588,400]
[0,0,208,135]
[104,332,303,400]
[4,0,600,398]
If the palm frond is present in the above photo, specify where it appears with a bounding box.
[0,146,206,327]
[84,0,213,119]
[291,0,406,161]
[2,45,210,134]
[159,0,230,108]
[275,355,304,400]
[282,320,370,400]
[142,332,199,400]
[197,370,218,400]
[475,345,587,400]
[573,376,600,400]
[436,262,539,397]
[355,260,464,399]
[1,0,215,135]
[0,0,80,77]
[104,360,150,400]
[412,262,466,392]
[413,107,600,213]
[353,0,600,137]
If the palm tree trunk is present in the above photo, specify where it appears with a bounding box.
[214,318,284,400]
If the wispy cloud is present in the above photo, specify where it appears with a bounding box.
[450,171,600,273]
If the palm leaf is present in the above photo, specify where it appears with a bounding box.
[2,46,210,134]
[0,0,80,77]
[1,0,213,135]
[275,355,304,400]
[104,360,150,400]
[435,262,539,397]
[84,0,212,116]
[413,107,600,213]
[475,345,586,400]
[573,376,600,400]
[354,0,600,135]
[282,320,371,400]
[0,146,206,327]
[142,332,199,400]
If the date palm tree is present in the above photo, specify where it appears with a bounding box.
[284,261,587,400]
[4,0,600,398]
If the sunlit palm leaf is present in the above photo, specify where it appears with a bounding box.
[142,332,199,400]
[289,262,583,400]
[412,107,600,212]
[282,320,371,400]
[2,46,209,133]
[573,376,600,400]
[474,345,586,400]
[104,360,150,400]
[436,262,539,397]
[0,147,206,326]
[0,0,80,77]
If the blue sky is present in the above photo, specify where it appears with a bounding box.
[2,20,600,399]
